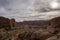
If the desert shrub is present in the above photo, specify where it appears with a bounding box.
[16,31,41,40]
[17,31,33,40]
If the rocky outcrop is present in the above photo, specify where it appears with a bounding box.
[9,17,60,40]
[0,17,16,40]
[0,16,60,40]
[0,16,16,30]
[0,17,10,29]
[32,17,60,40]
[10,18,16,29]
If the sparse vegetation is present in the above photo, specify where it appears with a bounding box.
[0,16,60,40]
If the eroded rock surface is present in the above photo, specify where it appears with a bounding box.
[0,17,60,40]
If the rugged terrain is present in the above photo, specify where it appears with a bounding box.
[0,16,60,40]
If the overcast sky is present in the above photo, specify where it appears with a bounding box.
[0,0,60,22]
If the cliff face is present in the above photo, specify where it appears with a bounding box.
[10,18,16,29]
[0,16,16,29]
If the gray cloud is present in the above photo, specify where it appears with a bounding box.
[33,0,60,13]
[0,0,60,22]
[0,0,8,6]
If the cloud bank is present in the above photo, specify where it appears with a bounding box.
[0,0,60,22]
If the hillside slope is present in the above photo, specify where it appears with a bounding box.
[0,16,60,40]
[33,17,60,40]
